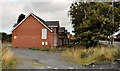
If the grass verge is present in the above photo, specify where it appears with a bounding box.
[2,48,17,69]
[61,47,120,65]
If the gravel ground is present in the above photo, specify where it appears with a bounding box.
[8,48,119,69]
[8,48,85,69]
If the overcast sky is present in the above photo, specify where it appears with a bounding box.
[1,0,119,35]
[0,0,75,34]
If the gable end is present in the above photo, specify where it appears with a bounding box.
[11,13,53,32]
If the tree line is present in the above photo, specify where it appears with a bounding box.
[0,32,12,42]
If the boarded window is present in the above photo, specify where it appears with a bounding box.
[42,29,47,39]
[45,42,47,45]
[53,38,58,46]
[42,42,44,45]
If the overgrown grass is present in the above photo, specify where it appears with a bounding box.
[1,48,17,69]
[61,47,120,65]
[29,47,67,52]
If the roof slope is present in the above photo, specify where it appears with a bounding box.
[12,13,52,32]
[32,13,46,24]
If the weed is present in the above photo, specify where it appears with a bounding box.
[61,47,120,65]
[2,48,17,69]
[81,52,88,58]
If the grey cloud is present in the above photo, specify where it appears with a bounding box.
[23,2,69,13]
[1,1,74,34]
[22,2,72,28]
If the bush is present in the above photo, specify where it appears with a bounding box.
[81,52,88,58]
[29,47,66,52]
[39,48,42,51]
[43,47,50,51]
[88,50,94,55]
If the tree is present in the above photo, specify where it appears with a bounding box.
[0,32,10,42]
[69,2,120,48]
[17,14,25,24]
[8,34,12,42]
[13,14,25,28]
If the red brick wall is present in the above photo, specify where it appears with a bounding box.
[12,15,52,48]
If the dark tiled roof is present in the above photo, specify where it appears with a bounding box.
[13,23,18,28]
[32,13,46,24]
[13,13,59,30]
[30,13,53,31]
[59,27,65,32]
[13,13,48,28]
[45,21,59,27]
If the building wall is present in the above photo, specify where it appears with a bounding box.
[12,15,52,48]
[50,27,59,47]
[59,38,63,47]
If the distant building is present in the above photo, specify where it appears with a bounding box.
[70,35,75,40]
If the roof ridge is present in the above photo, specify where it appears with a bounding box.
[31,13,46,24]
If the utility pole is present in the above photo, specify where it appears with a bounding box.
[112,0,114,45]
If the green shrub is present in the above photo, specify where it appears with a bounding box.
[39,48,42,51]
[43,47,50,51]
[81,52,88,58]
[89,50,94,55]
[36,47,39,50]
[32,47,36,50]
[57,48,60,51]
[29,47,67,52]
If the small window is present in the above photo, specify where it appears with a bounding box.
[14,36,17,39]
[45,42,47,45]
[42,42,44,45]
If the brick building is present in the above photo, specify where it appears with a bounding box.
[12,13,69,48]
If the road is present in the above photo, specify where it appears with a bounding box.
[99,40,120,47]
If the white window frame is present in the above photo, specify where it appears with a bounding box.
[42,42,44,45]
[42,29,47,39]
[45,42,48,45]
